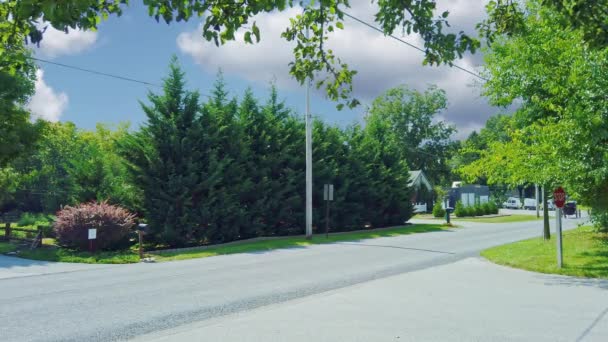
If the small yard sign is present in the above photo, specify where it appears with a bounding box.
[323,184,334,201]
[88,228,97,240]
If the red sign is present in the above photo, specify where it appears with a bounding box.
[553,187,566,208]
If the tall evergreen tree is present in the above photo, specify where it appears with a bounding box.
[121,57,204,246]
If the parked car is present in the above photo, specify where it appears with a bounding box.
[541,199,555,211]
[502,197,522,209]
[523,198,537,210]
[563,201,577,218]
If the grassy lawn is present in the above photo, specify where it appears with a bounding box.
[0,240,140,264]
[16,247,141,264]
[415,214,540,223]
[0,241,18,254]
[154,224,452,262]
[0,224,451,264]
[482,226,608,279]
[457,215,541,223]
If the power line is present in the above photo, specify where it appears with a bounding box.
[29,56,162,88]
[341,11,488,82]
[29,56,214,98]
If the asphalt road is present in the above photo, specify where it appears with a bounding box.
[134,258,608,342]
[0,217,588,341]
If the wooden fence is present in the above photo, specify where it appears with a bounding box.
[2,222,44,249]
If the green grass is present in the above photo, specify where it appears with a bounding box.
[415,214,540,223]
[16,246,141,264]
[0,241,18,254]
[1,240,139,264]
[0,224,450,264]
[456,215,541,223]
[482,226,608,279]
[155,224,451,262]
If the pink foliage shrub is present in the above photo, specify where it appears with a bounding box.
[54,201,136,250]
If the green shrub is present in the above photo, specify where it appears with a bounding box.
[432,201,446,218]
[54,201,136,251]
[17,212,55,227]
[475,205,484,216]
[490,202,498,214]
[454,201,466,217]
[482,203,492,215]
[591,209,608,232]
[465,206,475,217]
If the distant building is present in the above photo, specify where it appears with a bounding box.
[446,184,490,208]
[409,170,433,213]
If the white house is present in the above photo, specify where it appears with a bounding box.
[409,170,433,213]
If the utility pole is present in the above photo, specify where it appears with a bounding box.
[305,25,313,240]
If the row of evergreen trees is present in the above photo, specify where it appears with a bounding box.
[121,60,414,246]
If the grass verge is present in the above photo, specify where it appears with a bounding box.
[17,247,141,264]
[154,224,451,262]
[0,242,18,254]
[481,226,608,279]
[0,224,450,264]
[0,241,139,264]
[415,214,540,223]
[457,215,541,223]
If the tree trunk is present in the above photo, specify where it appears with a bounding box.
[542,185,550,240]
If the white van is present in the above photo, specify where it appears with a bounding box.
[523,198,536,210]
[502,197,522,209]
[542,199,556,211]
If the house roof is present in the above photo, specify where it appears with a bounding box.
[409,170,432,191]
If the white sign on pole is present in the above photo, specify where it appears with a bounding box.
[324,184,334,201]
[88,228,97,240]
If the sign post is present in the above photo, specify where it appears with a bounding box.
[553,187,566,268]
[444,196,450,224]
[88,228,97,253]
[323,184,334,238]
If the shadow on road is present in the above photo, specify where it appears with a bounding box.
[0,255,54,269]
[539,273,608,290]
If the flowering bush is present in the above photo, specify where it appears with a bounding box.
[54,201,136,250]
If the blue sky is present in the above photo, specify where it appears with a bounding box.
[28,0,497,138]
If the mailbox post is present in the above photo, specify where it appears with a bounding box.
[137,223,148,260]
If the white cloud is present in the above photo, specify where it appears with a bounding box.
[177,1,496,133]
[27,70,69,122]
[177,7,300,88]
[36,23,98,58]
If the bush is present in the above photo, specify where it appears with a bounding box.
[54,201,136,251]
[591,209,608,232]
[488,201,499,214]
[454,201,466,217]
[17,212,55,227]
[482,203,492,215]
[475,205,484,216]
[432,201,446,218]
